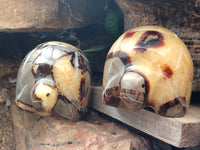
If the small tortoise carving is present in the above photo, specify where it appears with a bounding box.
[15,41,91,120]
[103,26,193,117]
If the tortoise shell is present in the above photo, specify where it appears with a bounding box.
[103,26,193,117]
[15,41,91,120]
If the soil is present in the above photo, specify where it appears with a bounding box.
[0,58,18,150]
[0,104,16,150]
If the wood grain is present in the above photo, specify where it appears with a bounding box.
[90,86,200,148]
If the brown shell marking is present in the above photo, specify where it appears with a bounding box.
[162,64,173,79]
[123,31,137,39]
[57,94,72,105]
[70,53,89,75]
[106,51,131,66]
[79,78,86,102]
[78,56,88,74]
[135,31,164,52]
[32,49,84,79]
[32,47,54,78]
[16,100,34,110]
[32,63,52,78]
[103,87,121,107]
[158,96,186,116]
[69,52,76,68]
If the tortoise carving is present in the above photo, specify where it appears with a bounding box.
[15,41,91,120]
[103,26,193,117]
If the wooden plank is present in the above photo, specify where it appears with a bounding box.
[90,86,200,148]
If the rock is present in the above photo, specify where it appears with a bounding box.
[0,88,11,106]
[11,103,172,150]
[0,0,106,32]
[114,0,200,91]
[0,58,19,89]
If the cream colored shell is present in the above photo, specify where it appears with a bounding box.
[103,26,193,117]
[15,41,91,120]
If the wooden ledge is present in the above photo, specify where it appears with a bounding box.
[90,86,200,148]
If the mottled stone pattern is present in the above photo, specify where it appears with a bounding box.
[115,0,200,91]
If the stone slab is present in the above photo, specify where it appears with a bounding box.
[0,0,106,32]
